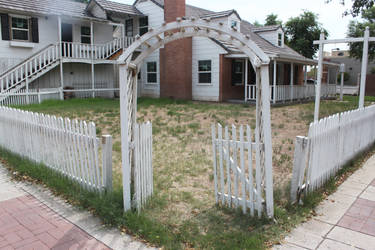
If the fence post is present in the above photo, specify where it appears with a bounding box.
[37,89,41,104]
[290,136,310,203]
[102,135,113,191]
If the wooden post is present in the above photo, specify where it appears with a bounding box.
[304,65,308,85]
[259,64,274,218]
[102,135,113,191]
[244,59,248,102]
[290,136,310,203]
[290,62,294,101]
[25,64,29,104]
[58,16,64,100]
[91,21,95,98]
[359,26,370,109]
[119,64,131,211]
[314,33,325,122]
[273,60,277,104]
[340,63,345,101]
[37,89,41,104]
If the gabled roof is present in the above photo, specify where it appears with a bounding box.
[0,0,93,19]
[93,0,144,16]
[252,25,282,33]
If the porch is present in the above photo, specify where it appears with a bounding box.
[220,56,338,103]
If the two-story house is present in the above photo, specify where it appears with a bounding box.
[0,0,337,106]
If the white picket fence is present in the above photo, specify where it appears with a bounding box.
[291,104,375,202]
[0,88,60,106]
[211,124,273,217]
[133,122,153,211]
[0,106,112,192]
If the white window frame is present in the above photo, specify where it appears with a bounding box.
[146,61,158,85]
[231,20,238,29]
[232,59,245,86]
[81,26,91,44]
[198,60,212,85]
[278,33,283,47]
[139,16,149,36]
[10,15,31,42]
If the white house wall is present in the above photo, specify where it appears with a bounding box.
[192,37,226,101]
[135,0,164,97]
[31,63,115,97]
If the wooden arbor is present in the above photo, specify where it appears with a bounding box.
[117,18,274,216]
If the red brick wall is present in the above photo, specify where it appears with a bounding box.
[366,74,375,96]
[159,0,192,100]
[219,57,255,101]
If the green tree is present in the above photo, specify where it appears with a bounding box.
[284,11,328,59]
[326,0,375,17]
[253,20,263,27]
[265,14,282,26]
[347,7,375,61]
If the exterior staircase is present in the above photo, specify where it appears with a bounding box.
[0,37,134,106]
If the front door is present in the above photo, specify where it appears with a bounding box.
[61,23,73,57]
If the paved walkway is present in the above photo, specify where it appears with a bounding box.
[274,155,375,250]
[0,165,154,250]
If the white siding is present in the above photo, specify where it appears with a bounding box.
[0,13,115,74]
[90,4,107,19]
[135,0,164,98]
[0,15,59,73]
[257,28,284,47]
[192,37,226,101]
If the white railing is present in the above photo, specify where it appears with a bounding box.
[0,88,60,106]
[0,106,113,192]
[61,37,134,60]
[246,84,337,103]
[0,44,60,94]
[211,123,273,218]
[290,104,375,202]
[133,122,153,211]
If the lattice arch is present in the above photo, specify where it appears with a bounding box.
[117,17,274,217]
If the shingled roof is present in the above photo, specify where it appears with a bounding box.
[0,0,91,19]
[94,0,143,16]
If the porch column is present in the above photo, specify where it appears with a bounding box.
[304,65,307,85]
[340,63,345,101]
[290,63,294,101]
[91,21,95,98]
[122,24,126,48]
[244,59,248,102]
[273,60,277,104]
[314,33,325,122]
[58,16,64,100]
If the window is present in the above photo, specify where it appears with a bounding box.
[198,60,212,84]
[147,62,157,83]
[231,20,237,29]
[232,60,244,85]
[278,33,283,47]
[81,26,91,44]
[11,17,29,41]
[125,19,133,37]
[139,17,148,36]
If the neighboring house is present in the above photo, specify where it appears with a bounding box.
[0,0,336,105]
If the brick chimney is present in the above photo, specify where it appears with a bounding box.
[160,0,192,100]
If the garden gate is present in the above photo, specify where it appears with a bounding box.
[117,18,274,217]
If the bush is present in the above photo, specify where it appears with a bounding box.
[337,72,350,82]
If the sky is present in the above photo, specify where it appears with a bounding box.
[113,0,360,52]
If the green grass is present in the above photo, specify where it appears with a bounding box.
[2,142,373,249]
[7,95,375,249]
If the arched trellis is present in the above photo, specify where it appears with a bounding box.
[117,18,274,217]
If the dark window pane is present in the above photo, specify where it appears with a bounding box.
[198,60,211,72]
[81,26,90,36]
[139,17,148,27]
[125,19,133,37]
[199,73,211,83]
[147,62,157,72]
[12,17,28,29]
[232,60,244,85]
[12,30,28,40]
[81,36,91,44]
[147,73,157,83]
[140,27,148,36]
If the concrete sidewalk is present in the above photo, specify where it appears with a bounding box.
[274,155,375,250]
[0,165,154,250]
